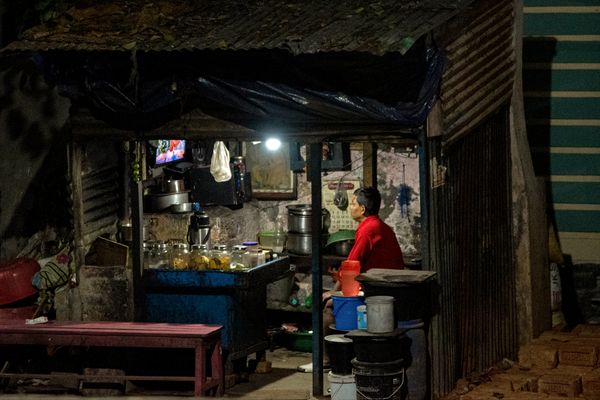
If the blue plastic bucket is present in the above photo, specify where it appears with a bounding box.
[332,294,365,331]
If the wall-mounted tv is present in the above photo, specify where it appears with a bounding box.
[154,139,186,166]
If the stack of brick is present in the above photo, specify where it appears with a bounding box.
[459,324,600,399]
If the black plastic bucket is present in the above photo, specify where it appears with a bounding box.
[398,319,427,400]
[352,358,405,400]
[325,334,354,375]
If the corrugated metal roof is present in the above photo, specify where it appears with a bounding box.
[3,0,475,55]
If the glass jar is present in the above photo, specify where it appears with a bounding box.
[150,241,169,269]
[142,242,150,269]
[242,241,265,268]
[209,245,230,271]
[230,245,248,271]
[189,244,210,270]
[272,215,287,253]
[170,243,189,270]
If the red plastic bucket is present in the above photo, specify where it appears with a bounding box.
[0,258,40,306]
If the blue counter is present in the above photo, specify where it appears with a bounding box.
[143,257,291,369]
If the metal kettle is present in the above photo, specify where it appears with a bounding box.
[187,211,211,248]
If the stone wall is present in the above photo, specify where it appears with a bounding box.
[144,145,421,258]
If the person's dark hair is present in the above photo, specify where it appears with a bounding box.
[354,187,381,216]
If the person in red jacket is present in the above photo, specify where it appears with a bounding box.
[346,187,405,272]
[298,187,405,372]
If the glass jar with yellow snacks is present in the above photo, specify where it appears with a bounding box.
[189,244,210,270]
[209,245,231,271]
[170,243,189,270]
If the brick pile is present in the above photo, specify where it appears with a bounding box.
[458,324,600,399]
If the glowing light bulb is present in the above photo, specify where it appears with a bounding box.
[265,138,281,151]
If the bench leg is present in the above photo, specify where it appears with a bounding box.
[194,343,205,397]
[195,339,223,397]
[211,339,223,396]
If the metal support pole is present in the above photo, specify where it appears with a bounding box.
[309,142,323,397]
[130,141,145,322]
[418,132,430,268]
[362,142,378,188]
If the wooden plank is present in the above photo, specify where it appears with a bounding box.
[356,268,437,284]
[362,143,377,188]
[0,320,222,337]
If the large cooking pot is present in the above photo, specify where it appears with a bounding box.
[287,204,330,233]
[163,179,185,193]
[146,191,189,211]
[287,232,328,255]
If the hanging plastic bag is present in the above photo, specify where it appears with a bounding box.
[333,178,348,211]
[210,141,232,182]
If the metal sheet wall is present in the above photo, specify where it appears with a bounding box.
[70,141,121,266]
[439,0,515,146]
[429,107,516,397]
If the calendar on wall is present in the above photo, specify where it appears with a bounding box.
[322,179,360,232]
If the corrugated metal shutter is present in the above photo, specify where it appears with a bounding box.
[523,1,600,264]
[429,107,517,397]
[439,0,515,145]
[69,140,121,266]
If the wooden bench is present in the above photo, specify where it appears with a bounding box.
[0,320,223,397]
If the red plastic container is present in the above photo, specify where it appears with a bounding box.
[340,269,360,296]
[341,259,361,274]
[0,257,40,306]
[338,259,361,296]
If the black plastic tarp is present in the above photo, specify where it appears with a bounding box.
[37,41,444,133]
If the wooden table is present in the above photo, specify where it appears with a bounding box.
[0,320,223,397]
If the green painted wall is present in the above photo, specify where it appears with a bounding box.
[523,1,600,263]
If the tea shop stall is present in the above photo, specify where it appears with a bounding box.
[10,33,436,394]
[117,45,436,382]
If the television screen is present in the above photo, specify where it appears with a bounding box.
[155,139,186,166]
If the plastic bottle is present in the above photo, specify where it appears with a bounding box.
[273,215,287,253]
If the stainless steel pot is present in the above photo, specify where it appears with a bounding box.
[170,202,192,213]
[287,204,330,233]
[164,179,186,193]
[147,191,189,211]
[287,233,328,255]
